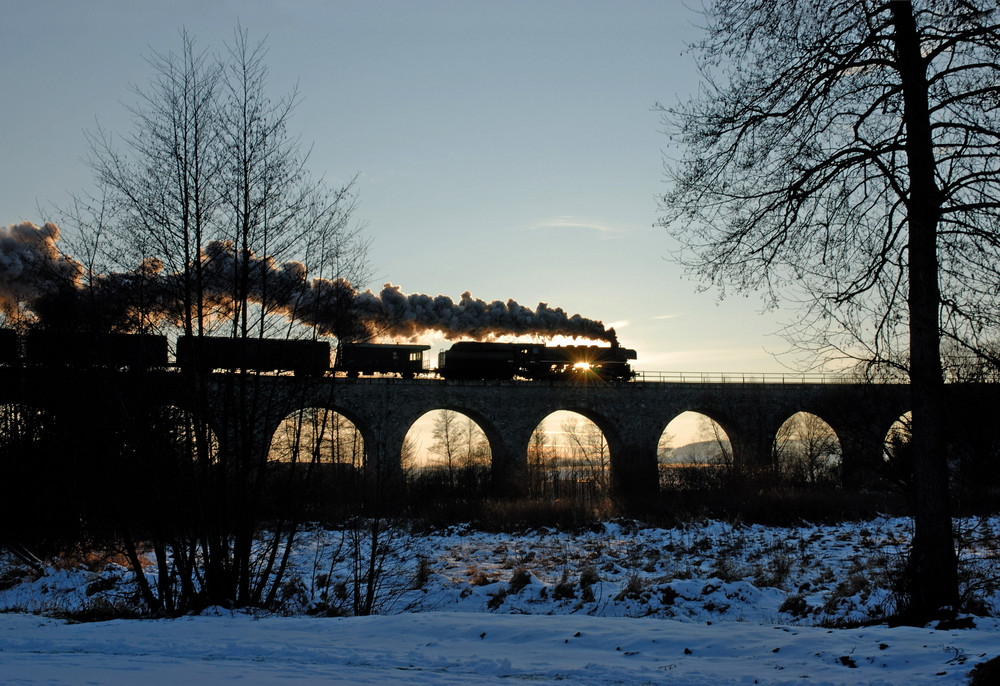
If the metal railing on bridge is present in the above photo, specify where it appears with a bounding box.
[631,370,855,384]
[329,370,859,384]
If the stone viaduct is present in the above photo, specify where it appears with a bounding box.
[2,367,996,498]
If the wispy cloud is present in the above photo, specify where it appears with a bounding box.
[523,216,632,236]
[654,313,683,320]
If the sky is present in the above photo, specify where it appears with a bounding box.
[1,0,797,374]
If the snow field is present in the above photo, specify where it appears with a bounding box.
[2,515,999,684]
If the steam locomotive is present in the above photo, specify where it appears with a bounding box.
[437,341,637,382]
[0,330,637,382]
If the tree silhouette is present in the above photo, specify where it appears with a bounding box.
[660,0,1000,621]
[67,25,369,613]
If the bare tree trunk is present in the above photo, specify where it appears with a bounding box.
[891,0,958,618]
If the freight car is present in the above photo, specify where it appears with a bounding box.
[24,330,169,370]
[438,341,636,382]
[335,342,430,378]
[176,335,330,376]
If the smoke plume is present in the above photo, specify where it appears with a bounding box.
[192,241,617,342]
[0,227,617,343]
[351,285,614,342]
[0,223,82,318]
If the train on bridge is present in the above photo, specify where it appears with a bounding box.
[0,330,638,382]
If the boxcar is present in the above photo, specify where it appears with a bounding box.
[176,336,330,376]
[24,331,169,370]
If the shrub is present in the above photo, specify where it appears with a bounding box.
[579,565,600,589]
[508,567,531,594]
[711,557,744,583]
[970,655,1000,685]
[470,570,495,586]
[753,547,793,589]
[412,556,432,590]
[615,572,644,601]
[84,576,118,597]
[779,593,810,617]
[553,570,576,600]
[661,585,679,606]
[487,586,507,610]
[52,597,144,622]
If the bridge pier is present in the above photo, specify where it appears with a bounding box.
[610,440,660,504]
[836,424,890,488]
[485,415,538,498]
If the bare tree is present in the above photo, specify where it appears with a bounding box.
[428,410,490,492]
[428,410,460,490]
[559,415,609,499]
[70,25,368,614]
[660,0,1000,621]
[84,29,223,336]
[693,414,734,472]
[526,424,551,498]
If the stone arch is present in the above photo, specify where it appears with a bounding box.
[139,403,223,466]
[399,402,502,460]
[0,402,53,447]
[136,401,222,461]
[773,410,843,485]
[657,410,735,488]
[0,402,59,535]
[261,405,367,519]
[251,391,375,469]
[387,393,526,491]
[526,408,615,502]
[403,407,493,495]
[551,405,622,446]
[267,406,366,467]
[658,410,735,462]
[881,410,912,489]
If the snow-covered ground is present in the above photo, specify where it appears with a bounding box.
[2,516,998,684]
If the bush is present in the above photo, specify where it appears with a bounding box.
[970,655,1000,685]
[487,586,507,610]
[778,593,810,617]
[508,567,531,595]
[579,565,600,589]
[412,556,432,590]
[615,573,643,601]
[553,570,576,600]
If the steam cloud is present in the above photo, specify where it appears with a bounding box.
[0,223,83,317]
[352,284,614,342]
[0,224,617,344]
